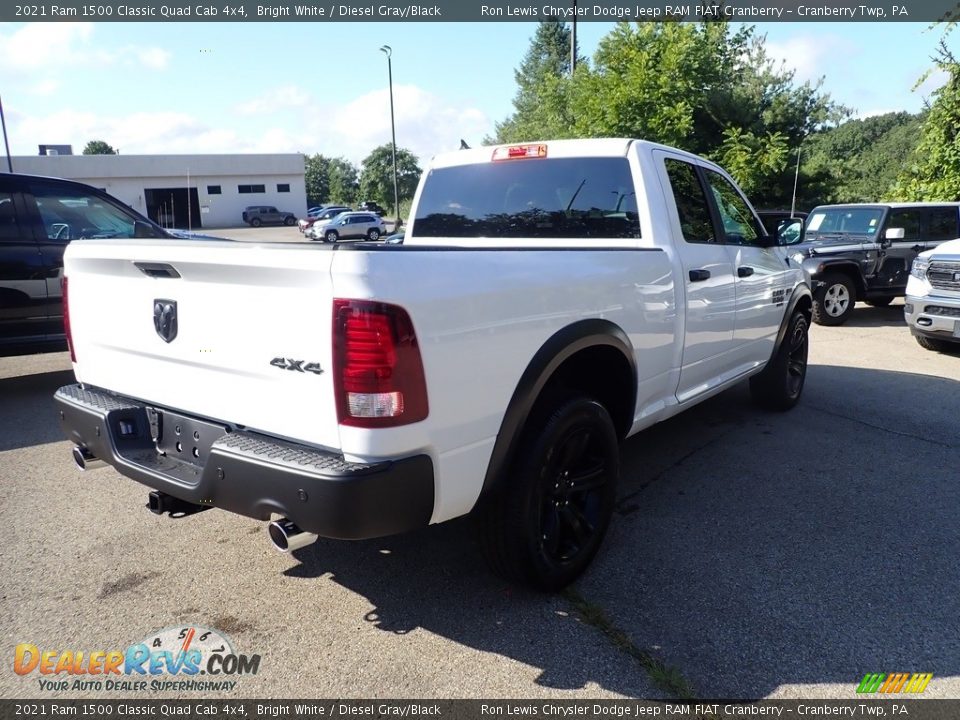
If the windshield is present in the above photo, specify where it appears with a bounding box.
[413,157,640,240]
[806,207,884,236]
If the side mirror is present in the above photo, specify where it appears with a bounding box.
[884,227,905,240]
[777,219,804,246]
[134,220,166,238]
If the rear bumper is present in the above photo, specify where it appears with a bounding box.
[54,384,435,540]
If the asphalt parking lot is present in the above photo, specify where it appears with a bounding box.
[1,264,958,700]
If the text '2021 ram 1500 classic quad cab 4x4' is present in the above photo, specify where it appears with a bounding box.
[54,139,812,590]
[791,202,960,326]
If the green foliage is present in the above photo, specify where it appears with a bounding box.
[303,154,359,207]
[801,112,923,204]
[358,144,421,215]
[892,42,960,201]
[493,19,578,143]
[82,140,116,155]
[491,21,845,208]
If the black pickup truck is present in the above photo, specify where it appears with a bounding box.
[789,203,960,325]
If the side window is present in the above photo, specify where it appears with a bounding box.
[702,170,761,246]
[29,184,137,242]
[926,207,959,242]
[0,193,24,241]
[886,209,921,240]
[664,159,714,244]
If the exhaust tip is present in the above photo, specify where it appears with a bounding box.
[72,445,105,471]
[268,518,318,553]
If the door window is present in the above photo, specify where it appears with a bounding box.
[0,193,23,241]
[926,207,959,242]
[886,208,921,241]
[664,159,714,244]
[702,170,762,246]
[29,184,139,242]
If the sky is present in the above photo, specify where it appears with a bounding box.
[0,21,955,166]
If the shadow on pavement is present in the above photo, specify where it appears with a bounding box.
[838,302,908,328]
[283,364,959,699]
[0,369,75,452]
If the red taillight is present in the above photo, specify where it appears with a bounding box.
[63,276,76,362]
[333,299,428,428]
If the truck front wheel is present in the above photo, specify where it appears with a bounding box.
[812,274,855,325]
[750,310,809,411]
[479,394,619,591]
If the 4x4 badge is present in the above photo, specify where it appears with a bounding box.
[153,299,178,343]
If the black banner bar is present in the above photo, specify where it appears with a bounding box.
[5,0,960,22]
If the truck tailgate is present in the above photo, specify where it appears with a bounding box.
[64,239,341,451]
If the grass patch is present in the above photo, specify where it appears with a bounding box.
[562,587,696,699]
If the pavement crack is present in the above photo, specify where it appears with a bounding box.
[562,587,696,699]
[809,404,955,449]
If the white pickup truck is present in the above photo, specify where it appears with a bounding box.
[55,139,811,590]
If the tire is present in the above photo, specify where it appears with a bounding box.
[325,230,339,243]
[865,297,893,308]
[812,274,856,326]
[284,216,296,226]
[750,310,809,411]
[250,218,262,228]
[367,228,380,241]
[479,394,619,591]
[915,334,954,352]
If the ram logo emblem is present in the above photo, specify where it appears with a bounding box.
[153,299,178,343]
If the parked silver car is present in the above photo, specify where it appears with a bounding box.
[312,212,387,243]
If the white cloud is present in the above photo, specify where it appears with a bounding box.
[234,86,312,116]
[914,68,949,99]
[0,23,168,74]
[8,84,491,166]
[765,35,849,85]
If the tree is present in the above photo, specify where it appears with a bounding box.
[82,140,116,155]
[304,154,330,206]
[327,157,360,206]
[490,21,846,208]
[492,19,579,143]
[358,144,421,214]
[892,41,960,201]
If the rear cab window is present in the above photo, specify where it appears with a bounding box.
[411,157,641,241]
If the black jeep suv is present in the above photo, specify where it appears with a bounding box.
[0,173,170,356]
[789,203,960,325]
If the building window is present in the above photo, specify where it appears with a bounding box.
[238,184,266,194]
[277,183,290,193]
[207,185,222,195]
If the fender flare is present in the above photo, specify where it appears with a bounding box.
[771,282,813,355]
[478,319,636,501]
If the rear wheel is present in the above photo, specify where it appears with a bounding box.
[812,274,855,326]
[479,394,619,591]
[367,228,380,241]
[750,310,809,411]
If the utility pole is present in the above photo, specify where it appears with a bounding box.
[380,45,400,230]
[0,95,13,173]
[570,2,577,76]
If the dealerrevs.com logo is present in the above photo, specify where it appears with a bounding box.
[14,625,261,693]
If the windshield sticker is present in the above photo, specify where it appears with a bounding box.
[808,213,825,231]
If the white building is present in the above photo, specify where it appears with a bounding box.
[9,153,307,229]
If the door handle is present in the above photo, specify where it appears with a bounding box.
[737,266,755,278]
[689,269,711,282]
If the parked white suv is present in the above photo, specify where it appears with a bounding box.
[905,238,960,352]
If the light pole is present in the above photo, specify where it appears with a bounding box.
[380,45,400,230]
[790,140,803,218]
[0,95,13,173]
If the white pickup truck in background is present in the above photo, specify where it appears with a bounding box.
[55,139,811,590]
